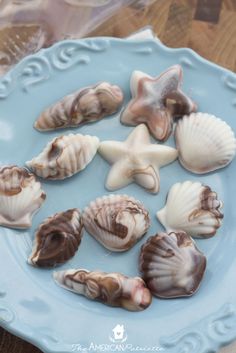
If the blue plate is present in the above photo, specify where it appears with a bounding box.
[0,38,236,353]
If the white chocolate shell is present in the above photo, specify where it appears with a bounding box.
[175,112,236,174]
[29,208,83,268]
[157,181,223,238]
[0,165,46,229]
[83,194,150,252]
[26,133,99,180]
[139,231,207,298]
[34,82,124,131]
[98,124,178,194]
[53,269,152,311]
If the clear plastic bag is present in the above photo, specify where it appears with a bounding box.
[0,0,156,75]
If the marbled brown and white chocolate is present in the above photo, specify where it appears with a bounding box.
[83,194,150,251]
[120,65,196,141]
[157,181,223,238]
[53,269,152,311]
[0,165,46,229]
[26,133,99,180]
[29,208,83,268]
[34,82,124,131]
[140,231,206,298]
[175,112,236,174]
[99,124,178,193]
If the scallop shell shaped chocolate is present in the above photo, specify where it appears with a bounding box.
[29,208,83,268]
[140,231,207,298]
[0,166,46,229]
[34,82,124,131]
[175,112,236,174]
[83,194,150,251]
[26,133,99,180]
[53,269,152,311]
[157,181,223,238]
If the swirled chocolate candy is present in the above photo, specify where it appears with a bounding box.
[54,269,152,311]
[29,208,83,267]
[83,194,150,251]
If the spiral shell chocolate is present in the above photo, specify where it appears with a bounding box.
[140,231,207,298]
[26,133,99,180]
[53,269,152,311]
[29,208,83,267]
[0,165,46,229]
[34,82,124,131]
[157,181,223,238]
[83,194,150,251]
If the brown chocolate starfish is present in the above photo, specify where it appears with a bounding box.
[120,65,197,142]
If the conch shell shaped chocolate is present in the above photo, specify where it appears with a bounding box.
[53,269,152,311]
[120,65,196,142]
[140,231,207,298]
[34,82,124,131]
[26,133,99,180]
[157,181,223,239]
[0,165,46,229]
[175,112,236,174]
[83,194,150,252]
[29,208,83,268]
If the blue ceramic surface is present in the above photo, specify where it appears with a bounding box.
[0,38,236,353]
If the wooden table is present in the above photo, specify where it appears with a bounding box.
[0,1,236,352]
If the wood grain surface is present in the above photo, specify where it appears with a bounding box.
[1,0,236,352]
[90,0,236,72]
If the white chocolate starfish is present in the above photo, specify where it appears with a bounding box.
[99,124,178,193]
[120,65,197,142]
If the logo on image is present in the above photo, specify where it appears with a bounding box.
[109,324,128,343]
[71,323,165,351]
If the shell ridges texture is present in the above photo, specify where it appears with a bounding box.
[83,194,150,251]
[175,112,236,174]
[26,133,99,180]
[156,180,223,238]
[0,165,46,229]
[140,231,207,298]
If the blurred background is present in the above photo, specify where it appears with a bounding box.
[0,0,235,75]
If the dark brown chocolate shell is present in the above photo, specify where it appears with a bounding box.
[29,208,83,267]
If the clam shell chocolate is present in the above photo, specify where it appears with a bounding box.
[29,208,83,268]
[157,181,223,238]
[26,133,99,180]
[53,269,152,311]
[34,82,124,131]
[0,165,46,229]
[140,231,207,298]
[175,112,236,174]
[83,194,150,252]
